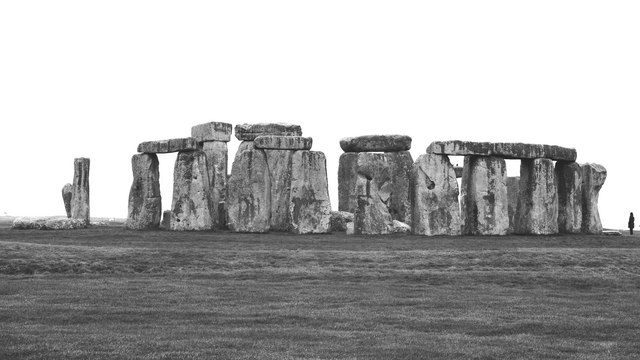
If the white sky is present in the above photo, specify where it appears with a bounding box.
[1,1,638,229]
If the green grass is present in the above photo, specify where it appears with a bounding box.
[1,227,639,359]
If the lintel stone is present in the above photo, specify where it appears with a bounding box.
[235,123,302,141]
[137,138,198,154]
[427,140,577,161]
[340,135,411,153]
[191,122,232,142]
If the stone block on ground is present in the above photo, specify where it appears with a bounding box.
[514,158,558,235]
[125,153,162,230]
[340,135,411,153]
[226,149,271,232]
[137,138,198,154]
[254,135,313,150]
[289,151,332,234]
[392,220,411,234]
[555,161,583,233]
[170,151,215,231]
[329,211,354,232]
[581,163,607,234]
[160,210,171,230]
[427,140,577,161]
[235,123,302,141]
[12,216,88,230]
[191,122,232,142]
[62,183,72,218]
[71,157,90,225]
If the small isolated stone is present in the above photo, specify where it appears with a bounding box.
[160,210,171,230]
[137,138,198,154]
[392,220,411,234]
[191,122,233,142]
[340,135,411,153]
[61,183,73,218]
[235,123,302,141]
[329,211,354,232]
[254,136,313,150]
[71,158,90,225]
[603,230,622,236]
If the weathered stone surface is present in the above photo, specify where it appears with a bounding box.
[506,177,520,234]
[515,158,558,235]
[329,211,354,232]
[265,150,294,231]
[137,138,198,154]
[232,141,256,168]
[191,122,232,142]
[555,161,583,234]
[170,151,215,231]
[581,163,607,234]
[12,216,88,230]
[460,156,509,235]
[71,158,90,224]
[289,151,332,234]
[340,135,412,153]
[160,210,171,230]
[392,220,411,234]
[338,153,359,213]
[62,183,72,218]
[226,149,271,232]
[411,153,461,236]
[386,151,413,225]
[427,140,577,161]
[454,166,464,178]
[254,135,313,150]
[201,141,228,228]
[125,154,162,230]
[235,123,302,141]
[353,153,393,235]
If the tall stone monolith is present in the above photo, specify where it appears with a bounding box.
[386,151,413,225]
[354,153,393,234]
[170,151,215,231]
[338,153,359,213]
[71,157,90,224]
[460,156,508,235]
[61,183,72,218]
[201,141,228,227]
[125,153,162,230]
[411,153,461,236]
[289,151,332,234]
[581,163,607,234]
[265,150,294,231]
[506,177,520,234]
[515,158,558,235]
[556,161,583,233]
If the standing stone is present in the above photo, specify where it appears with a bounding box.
[506,177,520,234]
[125,154,162,230]
[354,153,393,234]
[385,151,414,225]
[265,150,294,231]
[71,158,90,225]
[411,153,461,236]
[170,151,215,231]
[460,156,508,235]
[160,210,171,230]
[581,163,607,234]
[227,149,271,233]
[61,183,72,218]
[555,162,583,233]
[515,158,558,235]
[201,141,228,228]
[338,153,359,213]
[232,140,256,167]
[289,151,332,234]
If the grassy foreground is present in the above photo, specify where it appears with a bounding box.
[1,225,639,359]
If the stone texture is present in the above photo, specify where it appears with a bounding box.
[254,136,313,150]
[160,210,171,230]
[514,158,559,235]
[338,153,359,213]
[581,163,607,234]
[61,183,72,218]
[506,177,520,234]
[340,135,412,153]
[125,154,162,230]
[232,141,256,167]
[392,220,412,234]
[265,150,294,231]
[71,158,90,224]
[201,141,228,228]
[385,151,414,225]
[289,151,332,234]
[12,216,88,230]
[353,153,393,235]
[137,138,198,154]
[329,211,354,232]
[191,122,232,142]
[555,161,583,234]
[427,140,577,161]
[235,123,302,141]
[411,153,461,236]
[226,149,271,232]
[460,156,509,235]
[170,151,215,231]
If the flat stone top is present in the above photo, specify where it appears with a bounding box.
[137,137,198,154]
[235,123,303,141]
[191,122,232,142]
[254,135,313,150]
[340,135,412,153]
[426,140,577,161]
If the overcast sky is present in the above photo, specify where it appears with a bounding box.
[1,1,638,229]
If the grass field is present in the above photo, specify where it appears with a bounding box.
[1,223,639,359]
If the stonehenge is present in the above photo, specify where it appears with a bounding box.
[71,158,90,225]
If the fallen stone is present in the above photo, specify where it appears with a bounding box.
[603,230,622,236]
[411,153,461,236]
[137,138,198,154]
[61,183,72,218]
[386,151,413,225]
[170,151,215,231]
[125,153,162,230]
[353,153,393,235]
[581,163,607,234]
[235,123,302,141]
[329,211,354,232]
[506,177,520,234]
[226,149,271,233]
[514,158,558,235]
[265,150,294,231]
[201,141,228,228]
[392,220,411,234]
[460,156,509,235]
[12,216,88,230]
[254,135,313,150]
[289,151,332,234]
[191,122,232,142]
[340,135,412,152]
[555,161,583,234]
[427,140,577,161]
[71,158,90,225]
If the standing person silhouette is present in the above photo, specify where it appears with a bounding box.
[629,212,635,235]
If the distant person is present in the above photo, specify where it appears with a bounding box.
[629,212,635,235]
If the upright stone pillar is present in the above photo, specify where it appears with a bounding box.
[506,177,520,234]
[264,150,294,231]
[71,157,90,225]
[581,163,607,234]
[61,183,72,218]
[460,156,508,235]
[515,158,558,235]
[411,153,461,236]
[170,151,215,231]
[385,151,414,226]
[338,153,359,213]
[125,153,162,230]
[555,161,583,233]
[353,153,393,234]
[289,151,332,234]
